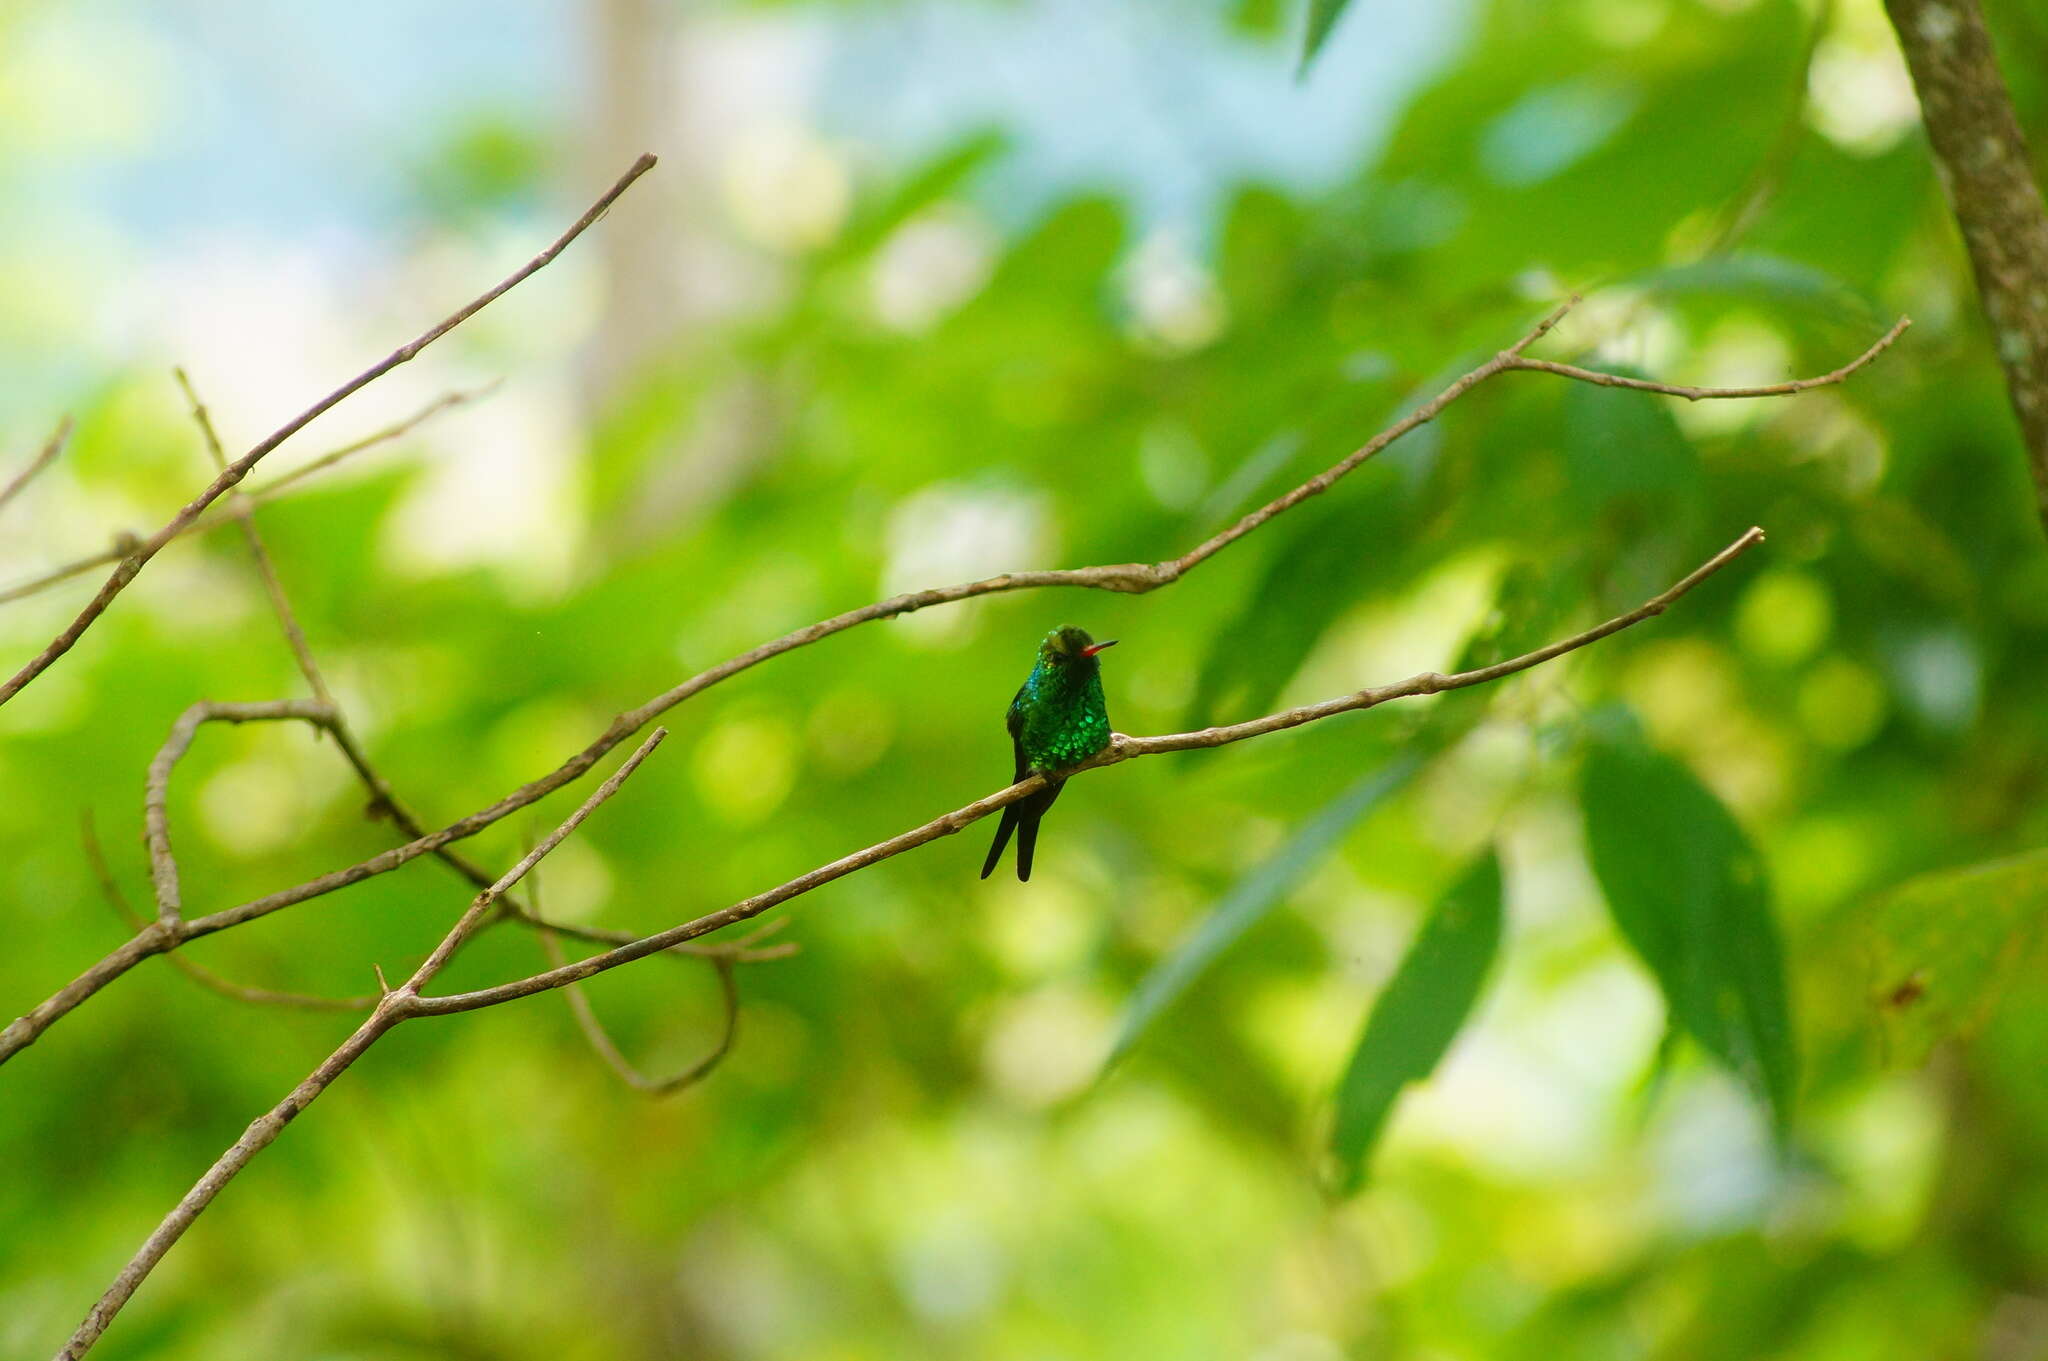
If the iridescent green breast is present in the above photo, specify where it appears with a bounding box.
[1013,667,1112,772]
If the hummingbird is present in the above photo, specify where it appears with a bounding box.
[981,625,1117,882]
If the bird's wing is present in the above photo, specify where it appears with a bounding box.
[1006,687,1029,782]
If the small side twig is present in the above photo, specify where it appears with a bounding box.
[535,867,747,1096]
[0,384,495,608]
[504,903,798,963]
[0,417,73,518]
[1498,315,1910,402]
[174,369,334,706]
[83,813,372,1013]
[235,381,500,510]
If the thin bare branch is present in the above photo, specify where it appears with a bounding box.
[0,545,128,607]
[411,527,1765,1019]
[0,417,73,517]
[172,371,617,954]
[0,303,1902,1068]
[536,869,746,1094]
[175,369,335,705]
[0,385,494,608]
[55,1007,400,1361]
[56,729,669,1361]
[83,814,373,1013]
[237,381,500,508]
[176,304,1885,940]
[0,153,656,708]
[51,521,1759,1356]
[1499,315,1911,401]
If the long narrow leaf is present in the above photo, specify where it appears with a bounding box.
[1105,751,1422,1070]
[1580,724,1798,1139]
[1328,849,1503,1193]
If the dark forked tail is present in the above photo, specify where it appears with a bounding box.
[980,804,1021,879]
[980,779,1064,882]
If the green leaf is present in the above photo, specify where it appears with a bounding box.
[1300,0,1355,72]
[1863,849,2048,1067]
[1580,721,1798,1138]
[1105,751,1423,1070]
[1183,481,1404,734]
[1328,849,1503,1193]
[1560,366,1702,517]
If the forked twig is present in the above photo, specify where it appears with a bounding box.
[0,417,73,517]
[57,729,671,1361]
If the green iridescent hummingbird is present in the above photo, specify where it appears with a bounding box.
[981,625,1118,882]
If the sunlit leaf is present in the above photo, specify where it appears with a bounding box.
[1328,848,1502,1193]
[1581,721,1798,1138]
[1864,849,2048,1067]
[1105,751,1423,1069]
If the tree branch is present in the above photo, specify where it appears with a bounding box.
[176,303,1896,939]
[169,370,701,965]
[536,891,751,1095]
[55,728,670,1361]
[0,301,1904,1069]
[0,153,656,708]
[412,526,1765,1019]
[1884,0,2048,534]
[0,384,495,609]
[50,524,1758,1357]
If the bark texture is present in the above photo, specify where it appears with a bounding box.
[1886,0,2048,534]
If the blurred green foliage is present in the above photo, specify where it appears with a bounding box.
[5,0,2048,1358]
